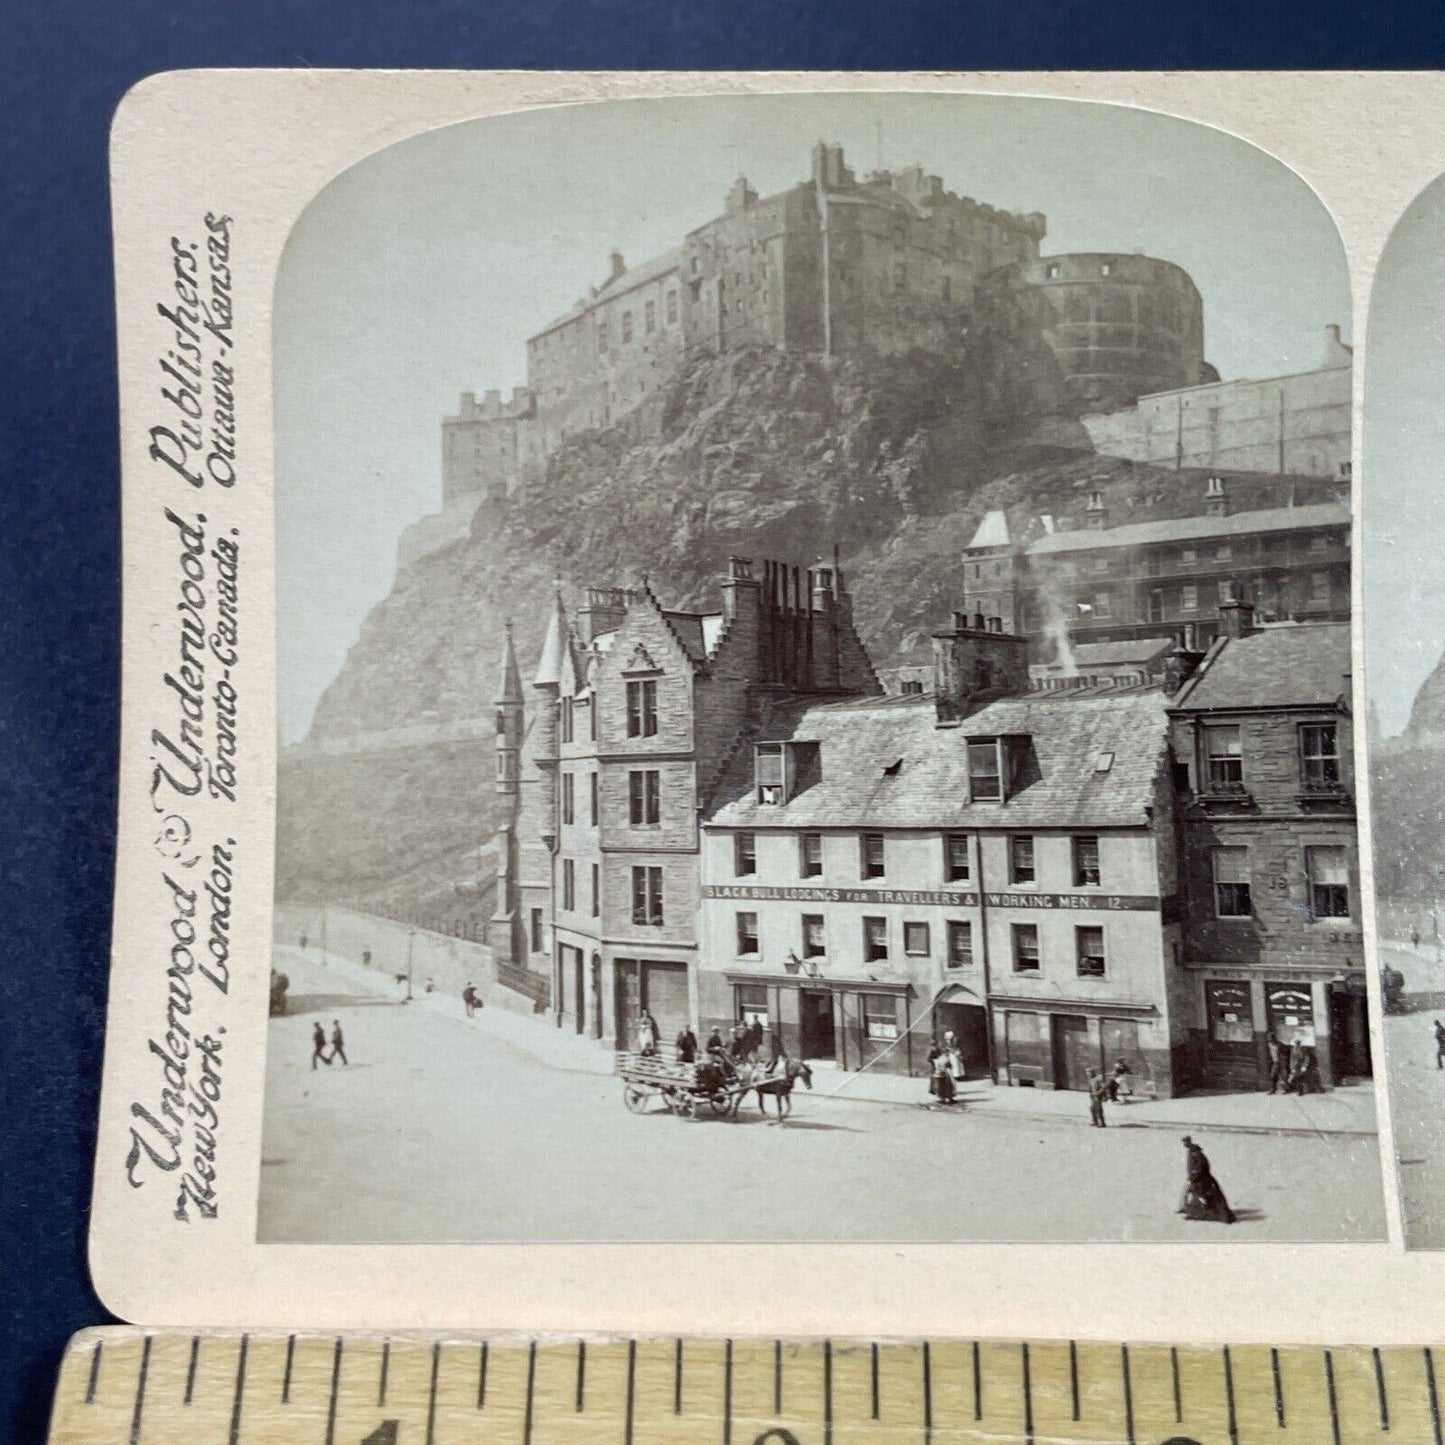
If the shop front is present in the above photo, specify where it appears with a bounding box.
[993,1000,1167,1096]
[613,955,691,1052]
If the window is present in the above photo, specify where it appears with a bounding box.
[644,300,656,334]
[1180,546,1197,565]
[734,831,757,877]
[1306,846,1350,919]
[560,695,574,744]
[903,921,930,956]
[941,275,952,302]
[1218,579,1236,603]
[1010,835,1036,885]
[1212,847,1251,918]
[591,863,600,918]
[1100,261,1112,276]
[628,770,660,826]
[495,707,508,736]
[621,311,633,343]
[946,920,973,969]
[1309,535,1329,554]
[860,833,886,879]
[802,914,826,958]
[1093,556,1111,573]
[944,833,970,882]
[626,679,658,738]
[736,911,759,956]
[1012,923,1041,973]
[1147,590,1165,623]
[1076,925,1106,978]
[800,832,823,877]
[736,983,768,1029]
[968,739,1002,801]
[1073,834,1101,887]
[530,908,544,953]
[863,916,889,961]
[1300,723,1341,790]
[863,994,899,1041]
[755,743,785,804]
[1310,571,1331,604]
[667,291,678,324]
[1046,263,1060,279]
[1205,725,1243,790]
[562,858,576,912]
[1093,592,1112,617]
[589,772,599,826]
[1216,543,1233,562]
[561,772,575,825]
[631,866,663,927]
[597,322,608,354]
[589,695,598,742]
[901,679,924,695]
[1182,584,1199,611]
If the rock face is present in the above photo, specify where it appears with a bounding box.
[1372,650,1445,904]
[276,337,1336,916]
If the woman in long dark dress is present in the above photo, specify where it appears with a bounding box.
[1180,1135,1236,1223]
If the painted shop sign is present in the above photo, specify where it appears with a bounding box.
[703,884,1161,910]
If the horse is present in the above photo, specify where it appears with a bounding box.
[749,1054,813,1122]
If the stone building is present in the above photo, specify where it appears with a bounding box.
[699,609,1193,1096]
[960,477,1351,662]
[490,556,881,1047]
[1167,611,1369,1090]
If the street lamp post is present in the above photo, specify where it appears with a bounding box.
[405,929,416,1003]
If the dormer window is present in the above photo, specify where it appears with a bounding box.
[755,743,786,804]
[967,739,1003,801]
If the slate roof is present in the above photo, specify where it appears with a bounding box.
[1171,622,1351,712]
[1061,637,1174,668]
[1022,500,1348,556]
[532,247,684,337]
[705,688,1169,831]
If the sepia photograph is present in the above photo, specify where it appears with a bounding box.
[257,91,1385,1245]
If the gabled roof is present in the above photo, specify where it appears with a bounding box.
[1171,622,1351,712]
[966,509,1012,550]
[1023,500,1348,556]
[1048,637,1175,669]
[705,689,1169,831]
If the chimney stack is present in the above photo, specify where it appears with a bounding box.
[1085,490,1108,529]
[1219,594,1256,641]
[608,249,626,282]
[932,603,1030,724]
[1205,474,1230,518]
[1162,625,1207,697]
[576,587,631,644]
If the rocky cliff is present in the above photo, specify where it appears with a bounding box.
[277,337,1338,917]
[1372,649,1445,904]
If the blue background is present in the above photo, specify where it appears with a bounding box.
[4,2,1444,1440]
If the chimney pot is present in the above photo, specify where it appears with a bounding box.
[952,609,968,632]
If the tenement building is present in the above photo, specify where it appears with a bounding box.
[698,609,1194,1096]
[960,475,1350,661]
[490,556,881,1047]
[1167,608,1370,1090]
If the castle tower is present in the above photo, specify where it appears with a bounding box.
[490,620,525,964]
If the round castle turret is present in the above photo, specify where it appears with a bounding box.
[984,252,1209,413]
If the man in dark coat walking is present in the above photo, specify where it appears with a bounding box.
[328,1020,348,1066]
[311,1022,330,1070]
[1086,1069,1108,1127]
[1434,1019,1445,1070]
[1179,1136,1235,1223]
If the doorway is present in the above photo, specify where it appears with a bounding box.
[1050,1014,1093,1091]
[935,1001,990,1076]
[798,990,836,1060]
[1329,987,1373,1080]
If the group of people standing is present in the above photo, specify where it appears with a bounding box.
[1265,1035,1321,1095]
[636,1010,770,1075]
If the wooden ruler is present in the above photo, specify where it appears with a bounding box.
[43,1328,1445,1444]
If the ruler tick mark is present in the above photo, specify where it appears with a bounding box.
[379,1340,389,1408]
[184,1338,199,1405]
[1171,1345,1182,1423]
[674,1338,683,1415]
[1222,1345,1238,1445]
[128,1336,151,1445]
[972,1340,982,1420]
[724,1338,734,1445]
[1375,1346,1390,1431]
[227,1335,248,1445]
[1426,1348,1442,1445]
[576,1338,586,1413]
[477,1341,488,1410]
[773,1338,782,1418]
[922,1341,933,1441]
[1120,1344,1134,1445]
[523,1341,536,1445]
[85,1341,102,1405]
[427,1341,441,1445]
[870,1341,879,1420]
[626,1338,637,1445]
[282,1334,295,1403]
[1325,1349,1341,1445]
[1069,1340,1079,1422]
[824,1339,834,1445]
[323,1338,343,1445]
[1021,1342,1033,1445]
[1271,1347,1284,1427]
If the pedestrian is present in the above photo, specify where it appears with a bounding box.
[1436,1020,1445,1071]
[1105,1058,1134,1103]
[747,1017,765,1058]
[927,1030,964,1106]
[311,1022,330,1070]
[1413,928,1422,950]
[328,1020,348,1066]
[1086,1069,1108,1128]
[1179,1136,1236,1223]
[676,1026,698,1063]
[299,933,308,950]
[637,1008,659,1057]
[1287,1037,1313,1095]
[705,1026,725,1058]
[463,983,481,1018]
[1265,1036,1286,1095]
[728,1024,749,1062]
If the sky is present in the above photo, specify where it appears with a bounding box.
[275,90,1351,744]
[1363,175,1445,737]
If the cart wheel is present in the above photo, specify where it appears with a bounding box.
[676,1094,697,1118]
[623,1085,649,1114]
[709,1092,732,1117]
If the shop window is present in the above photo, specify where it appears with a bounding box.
[944,833,970,882]
[628,769,660,826]
[1012,923,1041,973]
[968,739,1002,801]
[860,832,886,879]
[946,920,973,969]
[903,922,930,956]
[562,858,576,912]
[1073,834,1100,887]
[562,772,575,825]
[863,916,888,962]
[734,831,757,877]
[802,914,826,958]
[1300,723,1341,790]
[736,911,759,956]
[1204,725,1243,790]
[625,679,658,738]
[1212,847,1251,918]
[800,832,823,877]
[736,983,768,1029]
[863,994,899,1041]
[1010,835,1036,885]
[1306,846,1350,919]
[1076,925,1107,978]
[631,866,663,927]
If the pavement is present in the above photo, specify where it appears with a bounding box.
[276,945,1377,1139]
[259,948,1387,1244]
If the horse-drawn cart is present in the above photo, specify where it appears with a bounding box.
[615,1051,744,1119]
